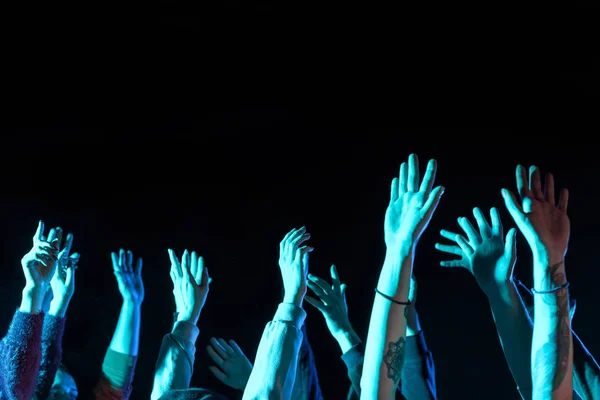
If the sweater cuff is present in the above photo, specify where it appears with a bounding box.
[7,309,44,346]
[172,320,200,344]
[42,314,66,343]
[341,342,365,369]
[405,330,429,361]
[274,303,306,329]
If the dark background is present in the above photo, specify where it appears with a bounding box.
[0,13,598,400]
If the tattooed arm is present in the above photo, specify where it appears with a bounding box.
[360,246,413,400]
[531,258,573,400]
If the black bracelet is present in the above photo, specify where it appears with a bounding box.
[531,281,570,294]
[375,288,411,305]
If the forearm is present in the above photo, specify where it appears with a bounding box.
[109,300,142,357]
[20,286,45,315]
[48,295,72,318]
[360,245,414,400]
[531,253,573,399]
[335,329,362,355]
[35,315,67,399]
[486,281,534,399]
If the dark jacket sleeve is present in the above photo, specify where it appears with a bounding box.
[341,332,437,400]
[34,315,66,400]
[0,310,44,400]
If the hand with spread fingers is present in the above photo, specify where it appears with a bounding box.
[385,154,445,248]
[207,337,253,390]
[279,227,313,306]
[502,165,570,261]
[111,249,145,306]
[168,249,210,325]
[435,207,517,294]
[306,265,361,353]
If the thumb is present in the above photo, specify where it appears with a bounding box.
[422,186,445,220]
[65,265,75,288]
[504,228,518,278]
[340,283,347,296]
[502,189,525,224]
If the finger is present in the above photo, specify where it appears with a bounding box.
[62,233,73,258]
[434,243,464,256]
[407,153,419,192]
[340,283,347,296]
[287,228,307,254]
[440,260,465,268]
[504,228,518,277]
[399,162,408,194]
[472,207,492,239]
[228,339,245,355]
[330,265,342,296]
[50,238,60,250]
[126,250,134,272]
[119,249,126,272]
[440,229,461,243]
[47,228,57,243]
[307,280,328,299]
[458,216,481,245]
[54,227,64,250]
[455,235,474,256]
[280,228,297,255]
[197,256,206,285]
[34,220,44,244]
[34,253,50,267]
[516,165,532,199]
[305,295,327,312]
[111,252,120,272]
[207,346,226,366]
[419,159,437,195]
[422,186,445,220]
[209,338,230,359]
[181,249,190,275]
[299,245,314,256]
[291,234,311,255]
[389,177,399,203]
[544,173,556,205]
[528,166,544,201]
[168,249,182,278]
[558,188,569,212]
[490,207,503,237]
[502,188,525,221]
[218,338,235,354]
[209,366,229,383]
[135,257,143,276]
[190,251,198,279]
[307,274,331,294]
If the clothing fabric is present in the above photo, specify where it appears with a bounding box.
[93,349,138,399]
[34,314,67,399]
[341,331,436,400]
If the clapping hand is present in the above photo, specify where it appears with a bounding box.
[21,221,60,289]
[207,337,253,390]
[279,227,313,306]
[168,249,210,325]
[435,207,517,294]
[111,249,144,305]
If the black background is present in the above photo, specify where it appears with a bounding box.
[0,12,598,400]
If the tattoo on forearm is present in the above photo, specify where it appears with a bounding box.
[383,306,410,382]
[533,260,571,392]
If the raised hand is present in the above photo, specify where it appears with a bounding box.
[435,207,517,293]
[111,249,144,305]
[168,249,210,324]
[207,337,253,390]
[21,221,60,289]
[385,154,444,248]
[502,165,570,258]
[48,229,80,317]
[306,265,355,339]
[279,227,313,306]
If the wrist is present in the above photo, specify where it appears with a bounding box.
[20,286,45,314]
[48,298,71,318]
[283,291,305,307]
[177,311,200,325]
[334,329,361,354]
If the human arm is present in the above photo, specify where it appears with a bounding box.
[207,338,253,391]
[503,165,573,399]
[435,206,533,398]
[151,249,210,400]
[360,154,444,400]
[93,249,144,399]
[0,221,59,400]
[241,226,312,400]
